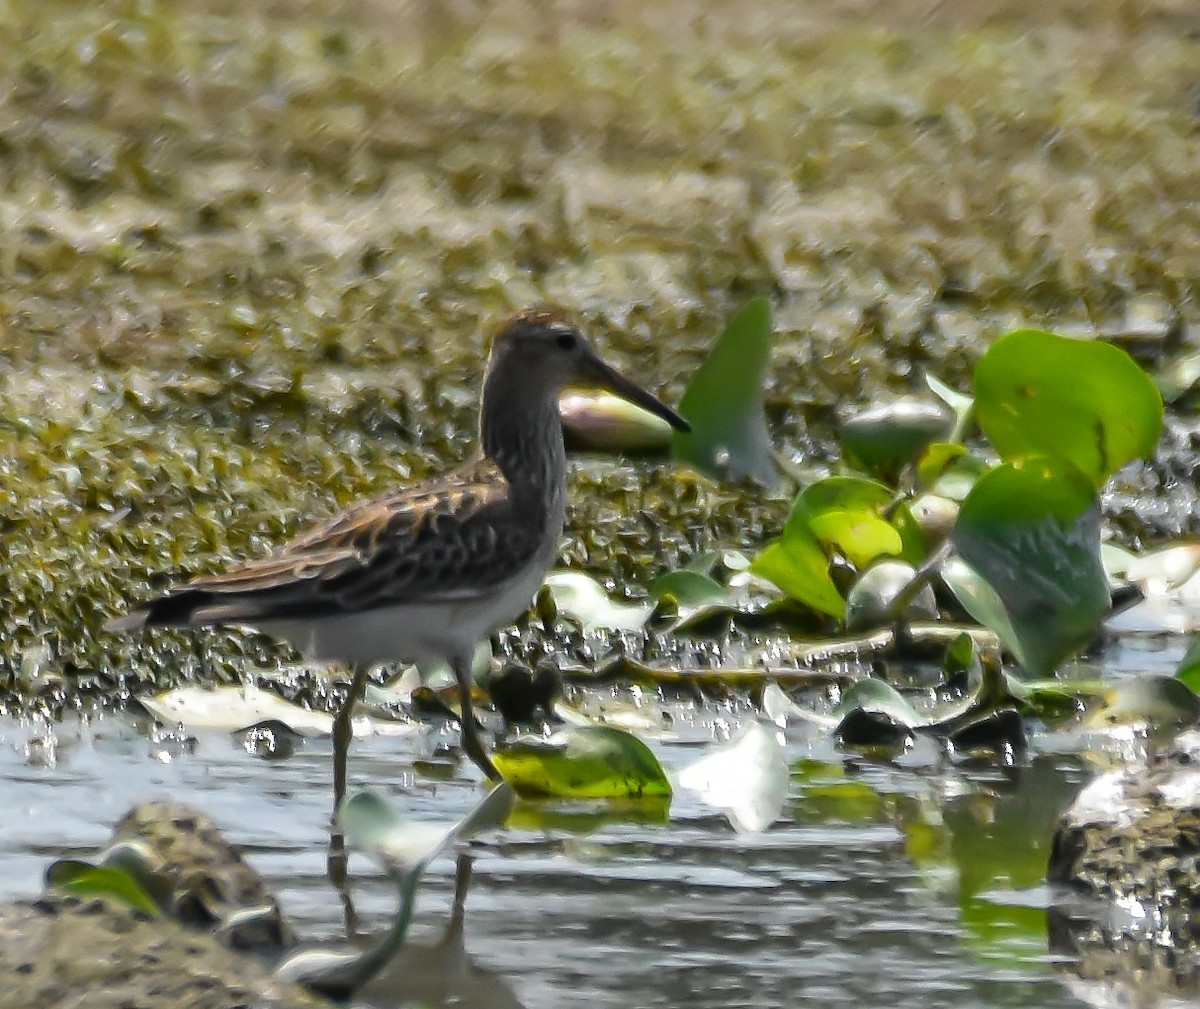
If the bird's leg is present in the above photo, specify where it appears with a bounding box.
[332,661,370,813]
[451,654,501,781]
[327,661,370,935]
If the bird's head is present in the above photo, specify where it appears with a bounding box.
[487,308,690,433]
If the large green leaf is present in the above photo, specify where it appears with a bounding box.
[750,536,845,618]
[673,297,778,484]
[792,477,905,567]
[493,725,672,800]
[950,457,1109,676]
[751,476,920,618]
[974,329,1163,487]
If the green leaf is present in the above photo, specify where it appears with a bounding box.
[950,456,1110,676]
[46,860,161,916]
[838,398,955,477]
[925,372,975,441]
[492,725,672,800]
[1177,638,1200,693]
[750,538,844,619]
[834,677,925,728]
[751,476,917,618]
[650,570,730,609]
[844,559,937,631]
[974,329,1163,487]
[673,297,778,484]
[789,477,903,565]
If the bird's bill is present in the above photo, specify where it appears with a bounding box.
[578,352,691,433]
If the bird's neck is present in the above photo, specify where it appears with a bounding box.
[479,367,566,500]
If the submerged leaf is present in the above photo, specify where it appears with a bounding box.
[673,296,778,484]
[493,725,671,800]
[950,457,1109,676]
[974,329,1163,487]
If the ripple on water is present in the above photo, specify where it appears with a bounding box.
[0,712,1087,1009]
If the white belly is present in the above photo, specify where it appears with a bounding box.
[257,534,558,669]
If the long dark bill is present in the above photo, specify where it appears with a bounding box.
[582,351,691,433]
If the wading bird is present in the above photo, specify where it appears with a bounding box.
[107,308,689,808]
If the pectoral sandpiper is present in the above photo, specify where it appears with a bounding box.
[106,308,689,807]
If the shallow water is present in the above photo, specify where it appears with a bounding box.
[0,687,1136,1009]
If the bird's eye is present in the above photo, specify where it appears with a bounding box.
[555,331,577,351]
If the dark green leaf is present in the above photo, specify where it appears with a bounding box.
[673,297,778,484]
[839,398,955,477]
[950,456,1109,675]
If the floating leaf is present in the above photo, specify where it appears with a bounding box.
[542,571,654,631]
[834,677,926,729]
[1125,544,1200,591]
[673,296,778,484]
[650,569,733,626]
[974,329,1163,487]
[675,722,787,833]
[139,684,415,738]
[46,859,160,917]
[492,725,672,800]
[838,398,955,478]
[950,457,1109,676]
[1000,672,1099,722]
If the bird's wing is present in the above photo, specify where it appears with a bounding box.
[123,458,550,628]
